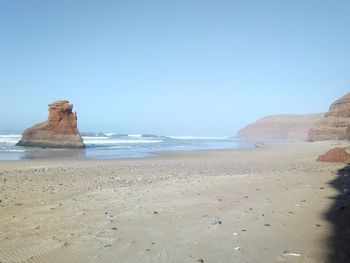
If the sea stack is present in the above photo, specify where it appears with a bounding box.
[16,100,85,148]
[308,92,350,141]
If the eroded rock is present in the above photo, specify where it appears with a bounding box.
[16,100,85,148]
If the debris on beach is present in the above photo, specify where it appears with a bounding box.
[283,251,301,257]
[211,220,222,225]
[316,147,350,163]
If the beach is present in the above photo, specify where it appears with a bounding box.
[0,141,348,263]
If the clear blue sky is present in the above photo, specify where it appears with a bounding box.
[0,0,349,136]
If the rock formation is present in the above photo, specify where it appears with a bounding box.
[346,126,350,140]
[16,100,85,148]
[317,147,350,163]
[236,114,324,141]
[308,92,350,141]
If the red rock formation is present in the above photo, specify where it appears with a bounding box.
[236,114,324,141]
[317,147,350,163]
[308,92,350,141]
[16,100,85,148]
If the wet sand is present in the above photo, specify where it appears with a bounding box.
[0,141,348,262]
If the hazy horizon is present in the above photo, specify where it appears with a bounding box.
[1,1,349,136]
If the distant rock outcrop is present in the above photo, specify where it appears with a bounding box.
[317,147,350,163]
[236,114,324,141]
[308,92,350,141]
[16,100,85,148]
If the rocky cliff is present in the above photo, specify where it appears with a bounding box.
[16,100,85,148]
[236,114,324,141]
[308,92,350,141]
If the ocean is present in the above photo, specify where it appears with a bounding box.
[0,132,253,160]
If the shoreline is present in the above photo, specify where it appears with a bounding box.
[0,139,344,162]
[0,140,349,262]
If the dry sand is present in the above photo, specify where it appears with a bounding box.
[0,141,349,263]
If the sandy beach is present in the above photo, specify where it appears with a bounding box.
[0,141,349,263]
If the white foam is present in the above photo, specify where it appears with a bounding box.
[0,134,21,145]
[107,146,132,149]
[0,134,21,138]
[2,149,25,152]
[82,136,109,139]
[84,139,162,145]
[128,134,143,138]
[168,136,229,140]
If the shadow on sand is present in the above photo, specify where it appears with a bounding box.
[326,164,350,262]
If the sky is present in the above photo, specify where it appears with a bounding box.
[0,0,349,136]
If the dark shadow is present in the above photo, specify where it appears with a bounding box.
[325,164,350,262]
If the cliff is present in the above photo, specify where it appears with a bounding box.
[236,114,324,141]
[308,92,350,141]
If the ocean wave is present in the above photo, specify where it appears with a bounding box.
[128,134,143,138]
[0,140,20,145]
[84,139,163,145]
[107,146,132,149]
[0,134,21,146]
[0,149,25,152]
[168,136,229,140]
[82,136,109,139]
[0,134,21,138]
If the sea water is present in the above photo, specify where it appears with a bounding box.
[0,132,253,160]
